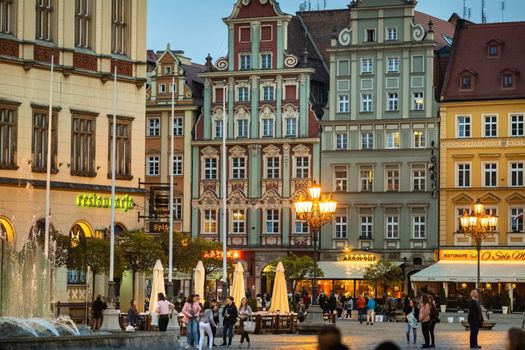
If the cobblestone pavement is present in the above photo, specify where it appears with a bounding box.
[183,313,522,350]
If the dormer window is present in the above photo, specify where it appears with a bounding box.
[503,74,513,88]
[461,75,471,89]
[489,46,498,56]
[458,70,477,90]
[486,39,503,58]
[500,68,518,89]
[165,66,172,75]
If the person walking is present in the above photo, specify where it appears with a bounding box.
[468,290,483,349]
[428,295,439,348]
[405,299,419,345]
[238,297,253,347]
[91,294,106,330]
[366,296,376,325]
[221,296,238,347]
[357,294,366,324]
[419,294,432,348]
[156,292,174,332]
[198,301,217,350]
[344,297,353,319]
[210,300,220,347]
[182,294,202,348]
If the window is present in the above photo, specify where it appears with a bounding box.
[460,75,471,89]
[483,163,497,187]
[360,166,373,192]
[111,0,129,55]
[361,94,373,112]
[263,86,275,101]
[232,209,245,234]
[0,0,14,34]
[510,162,524,187]
[413,216,426,238]
[295,156,309,178]
[239,27,250,43]
[173,197,182,220]
[510,208,524,232]
[386,216,399,239]
[413,131,426,148]
[412,166,426,191]
[203,210,217,234]
[266,157,280,179]
[236,119,248,138]
[335,216,347,239]
[413,92,424,111]
[165,66,172,75]
[457,116,471,138]
[146,155,159,176]
[484,115,497,137]
[71,115,95,175]
[169,82,176,93]
[159,84,166,94]
[388,92,399,111]
[387,57,399,72]
[335,133,348,150]
[510,114,524,137]
[32,111,57,172]
[294,219,308,234]
[334,167,347,191]
[172,155,183,176]
[265,209,279,234]
[262,118,274,137]
[108,118,132,178]
[503,74,514,88]
[456,208,469,232]
[285,117,297,137]
[366,29,375,42]
[361,58,373,74]
[203,157,217,179]
[386,166,399,191]
[231,157,245,179]
[0,106,17,168]
[36,0,54,41]
[361,132,373,149]
[75,0,91,48]
[172,117,183,136]
[238,87,249,102]
[386,27,397,40]
[360,216,372,239]
[214,119,223,139]
[338,95,349,113]
[147,118,160,136]
[386,131,399,149]
[489,45,498,56]
[261,53,272,69]
[240,54,251,70]
[67,270,86,285]
[457,163,471,187]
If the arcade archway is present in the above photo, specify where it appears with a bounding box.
[0,216,15,243]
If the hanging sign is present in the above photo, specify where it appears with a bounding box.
[440,249,525,262]
[76,193,135,212]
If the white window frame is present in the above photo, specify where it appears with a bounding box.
[202,210,217,234]
[231,209,246,234]
[386,131,399,149]
[172,154,183,176]
[385,166,400,192]
[483,114,497,137]
[334,215,347,239]
[338,94,350,113]
[509,162,524,187]
[387,57,399,73]
[365,28,376,43]
[412,165,426,191]
[213,119,223,139]
[265,156,280,179]
[261,53,272,69]
[236,118,249,138]
[261,117,274,137]
[457,115,471,138]
[361,132,374,149]
[172,117,183,136]
[510,207,524,233]
[263,86,275,101]
[146,155,159,176]
[231,156,246,179]
[147,117,160,137]
[361,93,373,112]
[159,84,166,94]
[294,216,309,234]
[386,215,399,239]
[173,197,182,220]
[335,132,348,150]
[482,162,497,187]
[203,157,218,180]
[240,54,251,70]
[265,209,279,234]
[284,116,297,137]
[510,114,524,137]
[294,156,310,179]
[386,27,397,41]
[413,130,426,148]
[359,166,374,192]
[413,92,424,111]
[456,162,471,188]
[387,92,399,111]
[361,58,373,74]
[238,86,249,102]
[412,215,426,239]
[334,167,348,192]
[360,215,373,239]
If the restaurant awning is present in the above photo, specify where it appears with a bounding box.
[317,261,404,280]
[411,260,525,283]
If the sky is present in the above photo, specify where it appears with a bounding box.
[147,0,525,64]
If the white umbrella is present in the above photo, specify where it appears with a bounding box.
[194,260,205,300]
[231,262,246,308]
[269,261,290,313]
[149,259,165,315]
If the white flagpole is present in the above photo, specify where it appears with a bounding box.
[221,82,227,284]
[109,65,117,287]
[168,76,175,289]
[44,55,54,258]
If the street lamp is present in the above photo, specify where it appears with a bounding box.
[295,182,337,333]
[459,199,498,290]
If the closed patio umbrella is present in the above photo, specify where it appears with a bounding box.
[230,262,246,308]
[269,261,290,313]
[194,260,205,300]
[149,259,165,315]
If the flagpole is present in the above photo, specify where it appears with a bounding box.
[44,55,54,258]
[167,76,175,299]
[108,64,117,305]
[221,82,227,289]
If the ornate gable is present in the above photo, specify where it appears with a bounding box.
[234,105,250,119]
[201,146,219,157]
[506,192,525,204]
[229,145,247,157]
[260,189,281,208]
[225,0,288,21]
[451,193,474,204]
[263,144,280,156]
[198,191,219,209]
[292,144,310,156]
[228,189,249,209]
[479,193,500,204]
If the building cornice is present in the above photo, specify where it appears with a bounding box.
[199,68,315,79]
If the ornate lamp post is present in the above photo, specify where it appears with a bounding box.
[459,199,498,290]
[295,182,337,333]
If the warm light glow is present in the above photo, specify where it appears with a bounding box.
[489,215,498,228]
[480,217,489,229]
[473,199,484,215]
[460,212,470,229]
[461,283,467,289]
[294,200,313,214]
[468,216,477,227]
[319,200,337,214]
[308,183,322,200]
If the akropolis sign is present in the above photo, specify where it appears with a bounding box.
[440,249,525,262]
[75,193,135,212]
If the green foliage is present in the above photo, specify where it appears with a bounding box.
[363,259,403,291]
[269,253,323,291]
[156,232,201,274]
[116,231,165,274]
[248,298,258,312]
[439,288,447,306]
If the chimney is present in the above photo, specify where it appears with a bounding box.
[301,48,309,67]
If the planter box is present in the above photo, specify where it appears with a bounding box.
[440,305,447,313]
[502,306,509,314]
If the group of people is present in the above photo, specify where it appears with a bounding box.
[402,293,439,348]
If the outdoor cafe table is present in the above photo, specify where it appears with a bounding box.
[251,312,335,334]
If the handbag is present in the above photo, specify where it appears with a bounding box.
[150,312,159,326]
[243,319,256,334]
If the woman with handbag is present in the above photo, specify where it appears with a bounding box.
[405,299,419,345]
[238,297,253,347]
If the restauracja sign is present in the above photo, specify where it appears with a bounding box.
[440,249,525,262]
[76,193,135,212]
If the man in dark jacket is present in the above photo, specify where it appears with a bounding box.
[467,289,483,349]
[91,295,106,330]
[319,291,328,313]
[221,296,238,347]
[328,292,337,314]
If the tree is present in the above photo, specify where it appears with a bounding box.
[156,231,202,274]
[269,253,324,291]
[194,238,234,283]
[362,259,403,294]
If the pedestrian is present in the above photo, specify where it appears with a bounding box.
[238,297,253,347]
[317,325,349,350]
[319,291,328,313]
[328,291,337,315]
[255,294,263,309]
[91,294,106,330]
[506,328,525,350]
[198,300,217,350]
[366,296,376,325]
[467,289,483,349]
[428,295,439,347]
[357,294,366,324]
[337,294,344,319]
[221,296,238,347]
[405,298,419,345]
[182,294,202,348]
[210,300,220,347]
[127,299,139,329]
[297,298,307,322]
[344,297,353,319]
[418,294,432,348]
[156,292,174,332]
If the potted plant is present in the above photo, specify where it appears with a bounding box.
[439,288,447,313]
[501,293,510,314]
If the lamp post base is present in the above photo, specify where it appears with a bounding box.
[297,304,330,334]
